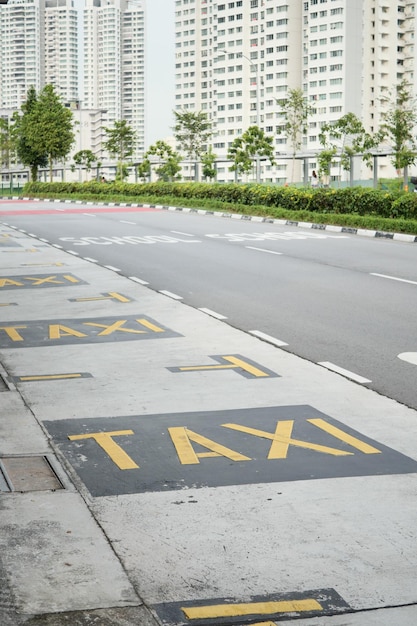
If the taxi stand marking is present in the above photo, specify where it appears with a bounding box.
[0,314,181,348]
[0,273,86,290]
[69,292,132,304]
[153,588,351,626]
[42,405,417,497]
[168,355,279,379]
[1,248,40,253]
[11,372,93,383]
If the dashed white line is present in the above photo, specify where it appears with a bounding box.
[246,246,283,255]
[248,330,288,347]
[198,307,228,320]
[318,361,371,384]
[171,230,195,237]
[83,213,96,217]
[129,276,149,285]
[120,220,136,225]
[67,250,79,256]
[159,290,183,300]
[39,238,49,243]
[83,257,98,263]
[104,265,121,272]
[371,272,417,286]
[52,244,63,249]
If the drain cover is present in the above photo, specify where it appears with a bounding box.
[0,456,63,492]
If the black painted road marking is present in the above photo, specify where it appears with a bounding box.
[167,355,279,379]
[11,372,93,383]
[0,273,86,290]
[69,292,132,303]
[153,588,351,625]
[0,314,182,348]
[43,406,417,497]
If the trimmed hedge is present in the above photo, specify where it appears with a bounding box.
[23,180,417,220]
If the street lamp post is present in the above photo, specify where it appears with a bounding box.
[225,49,261,183]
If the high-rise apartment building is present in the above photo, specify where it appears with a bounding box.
[0,0,78,109]
[83,0,145,159]
[174,0,417,183]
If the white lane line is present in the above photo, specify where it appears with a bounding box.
[83,213,96,217]
[39,238,49,243]
[129,276,149,285]
[52,244,63,249]
[159,290,183,300]
[83,257,98,263]
[318,361,371,384]
[198,307,228,320]
[398,352,417,365]
[120,220,136,225]
[55,208,65,211]
[246,246,283,255]
[371,272,417,286]
[104,265,121,272]
[67,250,79,256]
[171,230,195,237]
[249,330,288,347]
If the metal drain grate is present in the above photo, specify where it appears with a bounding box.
[0,456,64,492]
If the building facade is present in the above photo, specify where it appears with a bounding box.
[0,0,78,109]
[83,0,145,159]
[174,0,417,184]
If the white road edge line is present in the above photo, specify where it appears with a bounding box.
[246,246,283,255]
[198,307,228,320]
[83,213,96,217]
[318,361,372,384]
[83,257,98,263]
[52,244,63,249]
[67,250,79,256]
[39,238,49,243]
[129,276,149,285]
[171,230,195,237]
[120,220,136,224]
[104,265,121,272]
[249,330,288,347]
[370,272,417,286]
[159,290,183,300]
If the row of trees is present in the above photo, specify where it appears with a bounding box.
[1,81,416,184]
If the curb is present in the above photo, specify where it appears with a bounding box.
[3,196,417,243]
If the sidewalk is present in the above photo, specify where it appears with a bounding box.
[1,221,417,625]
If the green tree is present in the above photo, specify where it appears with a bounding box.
[173,110,212,181]
[316,148,337,187]
[73,149,98,181]
[228,126,275,180]
[13,86,48,181]
[0,117,17,170]
[103,119,135,181]
[201,147,217,181]
[23,84,74,182]
[136,157,151,182]
[277,88,312,183]
[146,140,181,181]
[378,80,417,183]
[319,112,376,183]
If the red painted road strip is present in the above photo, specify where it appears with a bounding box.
[0,205,160,215]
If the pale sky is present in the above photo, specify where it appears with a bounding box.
[146,0,175,146]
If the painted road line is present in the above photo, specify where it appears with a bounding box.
[246,246,283,255]
[168,355,279,379]
[11,373,93,383]
[52,244,63,249]
[371,272,417,286]
[83,213,96,217]
[69,292,132,304]
[67,250,80,256]
[38,238,49,243]
[129,276,149,285]
[318,361,371,384]
[83,257,99,263]
[0,303,17,307]
[198,307,227,320]
[398,352,417,365]
[171,231,195,237]
[0,274,86,290]
[104,265,121,272]
[159,290,183,300]
[249,330,288,347]
[21,262,65,267]
[120,220,136,224]
[153,588,351,625]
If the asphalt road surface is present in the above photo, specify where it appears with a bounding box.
[1,198,416,410]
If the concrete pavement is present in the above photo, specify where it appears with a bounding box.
[1,220,417,625]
